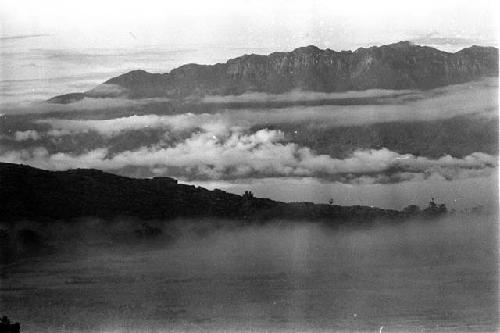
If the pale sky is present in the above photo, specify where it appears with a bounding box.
[0,0,498,51]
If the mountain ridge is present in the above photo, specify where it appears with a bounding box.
[48,41,498,104]
[0,162,447,222]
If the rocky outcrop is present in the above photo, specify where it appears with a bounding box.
[49,42,498,102]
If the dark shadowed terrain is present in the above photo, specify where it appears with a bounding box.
[1,162,447,224]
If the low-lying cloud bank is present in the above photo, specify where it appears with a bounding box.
[0,96,172,115]
[28,76,496,140]
[1,125,496,184]
[36,113,219,138]
[14,130,41,141]
[1,78,496,184]
[200,77,497,107]
[1,77,496,123]
[198,88,416,104]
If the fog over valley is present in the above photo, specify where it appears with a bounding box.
[1,214,497,332]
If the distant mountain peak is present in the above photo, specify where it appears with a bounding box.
[387,40,414,48]
[292,45,322,53]
[48,41,498,103]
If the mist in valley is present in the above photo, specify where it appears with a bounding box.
[1,214,497,332]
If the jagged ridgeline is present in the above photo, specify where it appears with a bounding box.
[48,41,498,103]
[0,163,446,222]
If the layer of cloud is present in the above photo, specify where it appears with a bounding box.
[14,130,41,141]
[217,78,498,125]
[1,77,496,185]
[0,97,172,115]
[0,33,52,41]
[1,125,496,184]
[36,113,223,137]
[199,77,497,109]
[409,32,497,52]
[2,77,496,124]
[198,88,416,104]
[30,77,496,140]
[34,81,497,141]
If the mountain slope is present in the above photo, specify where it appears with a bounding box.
[49,42,498,103]
[0,162,443,222]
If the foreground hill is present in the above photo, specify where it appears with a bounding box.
[0,163,447,223]
[49,41,498,103]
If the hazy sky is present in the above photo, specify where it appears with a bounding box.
[1,0,498,51]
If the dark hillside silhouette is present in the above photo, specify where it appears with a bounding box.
[0,163,446,223]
